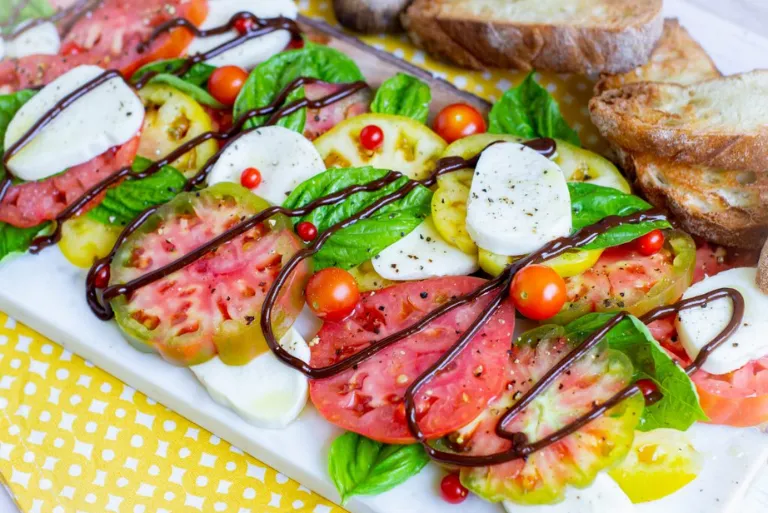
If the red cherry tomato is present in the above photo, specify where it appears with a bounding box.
[296,221,318,242]
[636,379,659,399]
[509,265,567,321]
[240,167,262,189]
[93,266,110,289]
[208,65,249,106]
[233,17,255,35]
[306,268,360,322]
[287,38,305,50]
[634,229,665,256]
[359,125,384,151]
[60,41,85,56]
[440,474,469,504]
[433,103,487,143]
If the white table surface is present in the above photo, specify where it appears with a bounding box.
[1,1,766,513]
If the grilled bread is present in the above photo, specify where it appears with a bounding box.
[401,0,664,74]
[590,71,768,172]
[759,240,768,293]
[595,19,720,94]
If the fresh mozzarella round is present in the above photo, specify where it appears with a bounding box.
[4,65,143,181]
[185,0,297,69]
[503,474,633,513]
[207,126,325,205]
[676,267,768,375]
[372,217,479,280]
[465,142,572,256]
[0,36,5,61]
[5,22,61,59]
[190,327,310,428]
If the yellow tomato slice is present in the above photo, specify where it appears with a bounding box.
[608,429,702,503]
[313,113,447,180]
[137,84,218,177]
[59,215,122,268]
[348,260,394,292]
[478,248,603,278]
[555,139,632,193]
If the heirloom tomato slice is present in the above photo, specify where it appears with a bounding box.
[309,276,516,444]
[110,183,309,366]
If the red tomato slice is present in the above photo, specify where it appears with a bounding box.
[693,241,759,284]
[309,277,516,444]
[0,135,140,228]
[0,0,208,91]
[302,81,371,140]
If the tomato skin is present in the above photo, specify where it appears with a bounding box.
[359,125,384,150]
[306,268,360,322]
[296,221,318,242]
[93,266,111,289]
[510,265,567,321]
[635,229,665,256]
[233,17,255,35]
[433,104,487,143]
[208,66,249,106]
[440,474,469,504]
[240,167,262,189]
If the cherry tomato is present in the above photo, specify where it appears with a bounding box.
[359,125,384,151]
[60,41,85,56]
[208,65,249,106]
[635,229,665,256]
[636,379,660,403]
[240,167,262,189]
[306,268,360,322]
[440,474,469,504]
[233,17,255,35]
[93,265,110,289]
[433,103,487,143]
[296,221,318,242]
[287,38,305,50]
[509,264,567,321]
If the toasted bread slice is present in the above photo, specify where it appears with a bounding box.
[401,0,664,74]
[595,19,720,94]
[590,71,768,172]
[620,150,768,249]
[758,240,768,293]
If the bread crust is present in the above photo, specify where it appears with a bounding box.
[758,240,768,294]
[402,0,664,74]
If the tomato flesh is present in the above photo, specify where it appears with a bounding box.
[433,104,487,143]
[309,277,516,443]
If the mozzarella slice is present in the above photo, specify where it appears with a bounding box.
[372,217,479,280]
[207,126,325,205]
[4,22,61,59]
[466,142,572,256]
[676,267,768,375]
[503,474,634,513]
[185,0,297,69]
[191,327,310,428]
[4,65,143,181]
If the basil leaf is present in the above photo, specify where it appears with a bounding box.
[565,313,708,431]
[283,167,432,270]
[0,89,37,181]
[145,74,226,109]
[0,222,50,262]
[328,432,429,504]
[131,60,224,109]
[233,44,364,133]
[0,0,54,33]
[489,72,580,146]
[371,73,431,123]
[568,182,671,249]
[88,157,187,226]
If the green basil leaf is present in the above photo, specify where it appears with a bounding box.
[568,182,671,249]
[371,73,431,123]
[88,157,187,226]
[130,60,224,109]
[144,74,226,109]
[233,45,364,133]
[565,313,708,431]
[0,89,38,181]
[1,0,54,33]
[0,222,50,262]
[489,72,580,146]
[328,432,429,504]
[283,166,432,270]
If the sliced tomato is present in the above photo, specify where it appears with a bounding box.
[302,81,372,140]
[0,136,140,228]
[0,0,207,91]
[110,182,310,366]
[693,241,759,284]
[448,326,642,504]
[691,358,768,427]
[309,277,516,444]
[551,230,695,324]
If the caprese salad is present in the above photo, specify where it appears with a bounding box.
[1,1,766,511]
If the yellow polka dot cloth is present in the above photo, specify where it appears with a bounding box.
[0,2,600,513]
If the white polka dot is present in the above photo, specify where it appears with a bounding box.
[117,477,129,488]
[164,491,175,501]
[276,473,288,484]
[85,493,97,504]
[131,434,144,448]
[68,464,82,477]
[214,502,226,512]
[39,479,52,490]
[53,438,64,448]
[102,449,115,461]
[69,394,81,406]
[0,398,6,409]
[146,398,157,405]
[56,369,69,380]
[243,488,256,500]
[179,447,190,458]
[115,408,126,418]
[163,420,176,432]
[196,476,208,487]
[292,500,304,509]
[148,465,160,476]
[8,425,20,436]
[10,359,20,369]
[53,506,65,513]
[23,382,36,395]
[23,451,34,463]
[41,344,53,355]
[134,506,146,513]
[86,421,98,433]
[209,435,220,445]
[225,461,236,471]
[100,383,112,393]
[39,411,51,422]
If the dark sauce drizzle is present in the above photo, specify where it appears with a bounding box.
[4,0,102,40]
